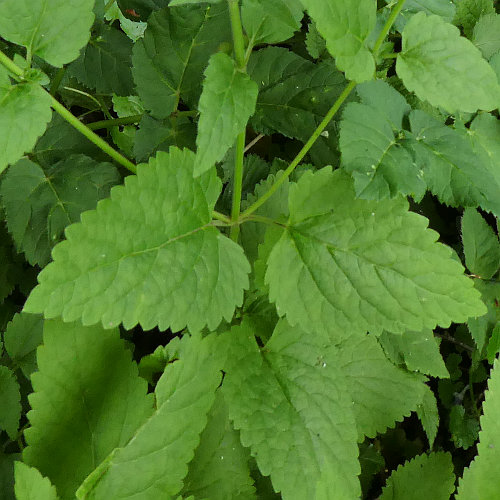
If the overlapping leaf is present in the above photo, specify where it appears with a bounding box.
[23,319,153,499]
[195,52,258,175]
[380,452,455,499]
[386,0,456,30]
[457,358,500,499]
[0,0,94,67]
[265,167,485,340]
[118,0,171,20]
[68,25,134,96]
[340,80,425,200]
[223,320,361,499]
[299,0,376,82]
[24,148,250,332]
[76,334,225,500]
[241,0,303,45]
[454,0,495,37]
[1,156,120,267]
[473,13,500,59]
[0,366,21,440]
[14,463,59,500]
[397,12,500,113]
[132,3,232,118]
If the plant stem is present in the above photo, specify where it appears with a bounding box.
[244,133,264,153]
[49,67,66,96]
[241,80,357,218]
[49,96,137,173]
[0,50,23,78]
[212,211,232,224]
[87,114,144,130]
[104,0,116,14]
[372,0,407,57]
[227,0,246,69]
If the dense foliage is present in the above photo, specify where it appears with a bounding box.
[0,0,500,498]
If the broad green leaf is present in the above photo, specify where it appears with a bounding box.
[340,80,425,200]
[133,115,196,162]
[24,148,250,332]
[397,12,500,113]
[117,0,170,20]
[379,329,449,378]
[241,0,303,45]
[4,313,43,378]
[265,167,485,340]
[387,0,456,30]
[408,110,500,215]
[473,13,500,59]
[76,334,224,500]
[14,463,59,500]
[0,0,94,67]
[454,0,495,38]
[182,391,256,500]
[462,208,500,279]
[195,52,258,175]
[68,25,134,97]
[0,366,21,440]
[298,0,376,82]
[416,386,440,447]
[23,320,153,499]
[1,156,120,267]
[0,81,52,175]
[132,3,232,119]
[223,321,361,499]
[380,452,455,500]
[457,359,500,498]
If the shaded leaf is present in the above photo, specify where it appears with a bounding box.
[14,463,59,500]
[0,366,21,440]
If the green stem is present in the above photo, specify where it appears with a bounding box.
[87,114,144,130]
[227,0,246,69]
[49,96,136,173]
[230,132,245,241]
[212,211,232,224]
[0,50,23,78]
[49,67,66,96]
[372,0,407,57]
[241,80,357,218]
[104,0,116,14]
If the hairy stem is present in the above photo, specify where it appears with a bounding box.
[87,114,144,130]
[372,0,407,57]
[241,80,357,218]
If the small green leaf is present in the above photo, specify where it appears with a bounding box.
[397,12,500,113]
[298,0,376,81]
[0,450,17,500]
[0,0,94,67]
[457,359,500,499]
[473,13,500,59]
[454,0,495,38]
[462,208,500,280]
[449,405,480,449]
[241,0,303,45]
[265,167,485,340]
[1,156,120,267]
[305,21,326,59]
[4,313,43,379]
[487,323,500,363]
[0,366,21,440]
[76,334,225,500]
[380,452,455,500]
[195,52,258,175]
[24,148,250,332]
[416,386,440,447]
[117,0,170,20]
[468,280,500,351]
[14,463,59,500]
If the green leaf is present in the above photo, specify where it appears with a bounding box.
[454,0,495,38]
[388,0,456,30]
[117,0,170,21]
[22,320,153,500]
[265,167,485,340]
[408,110,500,215]
[181,391,256,500]
[450,405,480,449]
[468,280,500,351]
[132,3,232,119]
[67,25,134,97]
[487,323,500,363]
[0,451,17,500]
[397,12,500,113]
[241,0,303,45]
[298,0,376,82]
[472,13,500,59]
[416,386,440,447]
[0,81,52,175]
[76,333,225,500]
[305,21,326,59]
[379,330,449,378]
[195,52,258,176]
[380,452,455,500]
[340,80,426,200]
[223,320,361,499]
[133,115,196,162]
[457,358,500,499]
[1,156,120,267]
[24,148,250,332]
[462,208,500,279]
[0,366,21,440]
[4,313,44,379]
[0,0,94,67]
[14,463,59,500]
